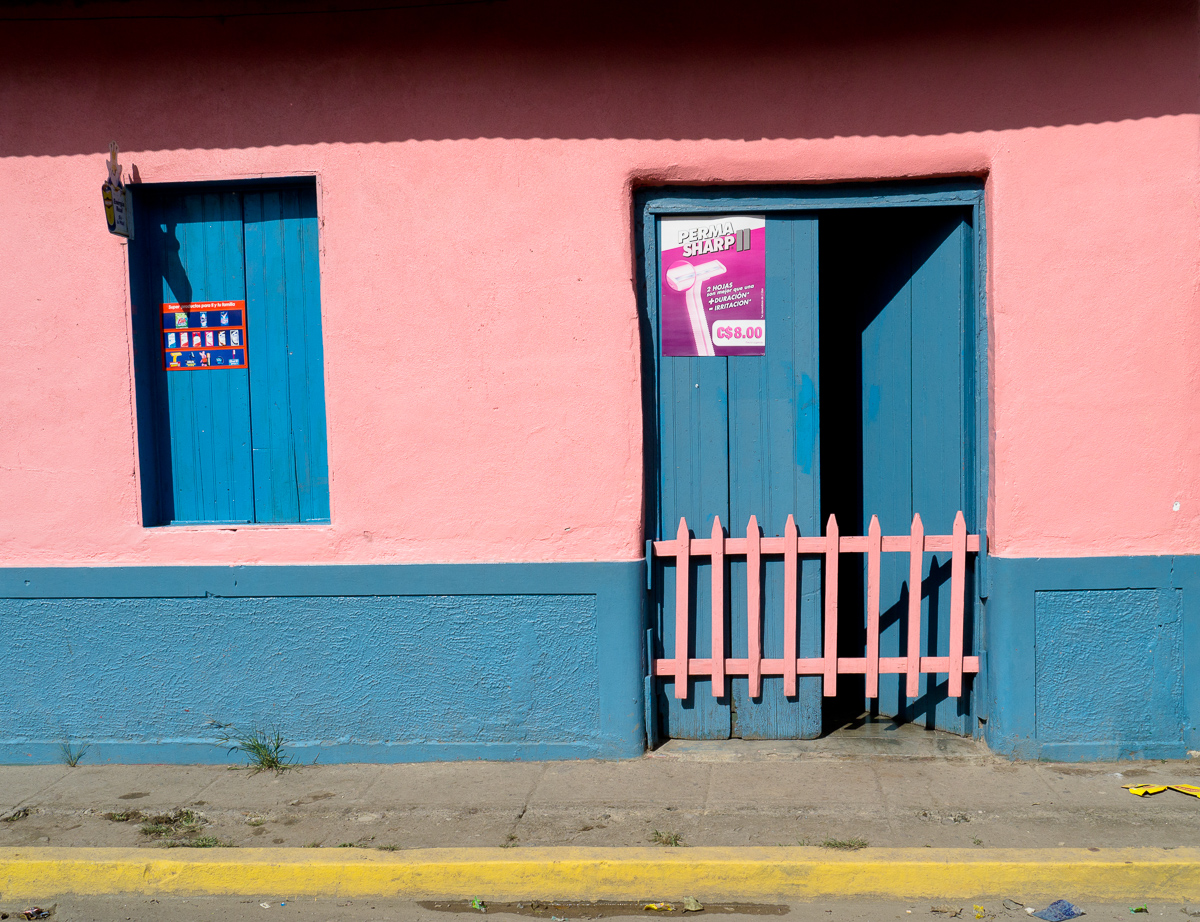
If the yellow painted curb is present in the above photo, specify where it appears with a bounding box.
[2,847,1200,902]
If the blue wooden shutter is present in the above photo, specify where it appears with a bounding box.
[130,182,330,526]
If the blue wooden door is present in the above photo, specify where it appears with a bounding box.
[129,183,330,526]
[654,215,823,740]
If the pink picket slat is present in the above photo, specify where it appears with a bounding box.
[948,511,967,698]
[782,515,799,697]
[673,517,690,699]
[823,513,840,697]
[650,511,981,704]
[710,516,725,698]
[746,515,763,699]
[865,515,882,699]
[906,513,924,699]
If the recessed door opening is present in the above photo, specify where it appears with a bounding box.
[644,187,982,744]
[819,207,977,739]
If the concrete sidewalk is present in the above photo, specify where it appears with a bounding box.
[3,734,1199,851]
[3,729,1200,903]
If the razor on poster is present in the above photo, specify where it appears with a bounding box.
[659,215,766,357]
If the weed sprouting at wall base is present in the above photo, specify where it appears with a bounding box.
[215,724,297,775]
[60,740,88,767]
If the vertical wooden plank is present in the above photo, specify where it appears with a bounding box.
[203,191,255,522]
[674,517,691,699]
[147,192,178,522]
[823,513,839,697]
[192,193,223,520]
[263,189,297,523]
[167,194,202,523]
[910,210,974,730]
[222,191,255,521]
[182,194,213,521]
[783,514,798,697]
[290,186,331,522]
[655,254,731,738]
[949,510,967,697]
[278,188,308,520]
[245,191,302,523]
[906,513,925,699]
[746,515,762,699]
[866,515,882,699]
[201,192,232,520]
[126,189,163,524]
[244,191,271,520]
[273,187,332,522]
[710,515,726,697]
[910,212,969,536]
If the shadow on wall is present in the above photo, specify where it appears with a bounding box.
[0,0,1195,156]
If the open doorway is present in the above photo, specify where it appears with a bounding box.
[819,207,978,737]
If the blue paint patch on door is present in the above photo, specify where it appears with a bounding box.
[866,384,881,424]
[796,373,817,474]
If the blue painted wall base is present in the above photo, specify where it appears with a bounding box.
[985,555,1200,761]
[0,562,645,765]
[7,554,1200,763]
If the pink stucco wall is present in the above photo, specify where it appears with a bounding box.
[1,1,1197,565]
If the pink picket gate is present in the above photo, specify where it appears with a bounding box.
[650,511,981,700]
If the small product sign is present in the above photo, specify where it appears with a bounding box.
[660,215,766,357]
[162,300,248,371]
[103,181,133,238]
[102,142,134,239]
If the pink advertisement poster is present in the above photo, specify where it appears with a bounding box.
[659,215,766,357]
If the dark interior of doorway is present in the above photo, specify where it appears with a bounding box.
[817,206,973,736]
